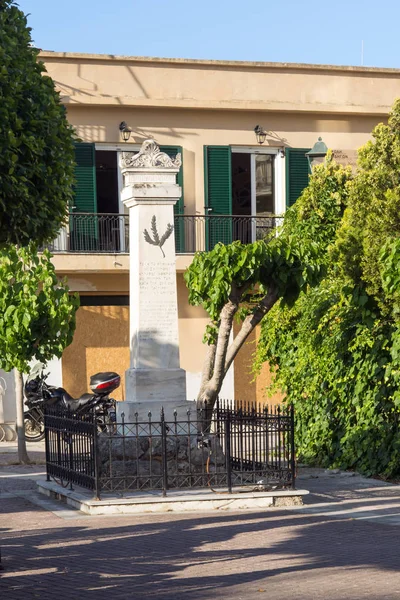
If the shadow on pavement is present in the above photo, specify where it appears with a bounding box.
[1,496,400,599]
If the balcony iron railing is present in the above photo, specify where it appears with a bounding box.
[47,213,129,254]
[46,213,280,254]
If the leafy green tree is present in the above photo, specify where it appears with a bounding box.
[184,156,350,412]
[255,100,400,478]
[0,245,78,462]
[0,0,77,461]
[333,103,400,307]
[0,0,75,246]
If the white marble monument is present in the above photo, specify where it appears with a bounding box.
[117,139,191,421]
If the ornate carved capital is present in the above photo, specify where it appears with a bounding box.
[121,139,182,169]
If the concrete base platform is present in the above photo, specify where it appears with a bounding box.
[37,480,308,515]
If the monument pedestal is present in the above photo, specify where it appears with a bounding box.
[125,367,187,404]
[122,364,193,425]
[123,367,191,421]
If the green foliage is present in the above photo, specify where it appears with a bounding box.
[185,153,351,344]
[283,151,351,263]
[0,244,79,373]
[332,100,400,305]
[255,99,400,478]
[185,238,318,343]
[0,0,76,246]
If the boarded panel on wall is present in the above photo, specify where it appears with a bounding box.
[62,305,129,401]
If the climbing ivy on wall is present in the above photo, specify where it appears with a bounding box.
[255,100,400,478]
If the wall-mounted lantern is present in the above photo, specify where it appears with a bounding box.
[305,137,328,170]
[119,121,132,142]
[254,125,267,145]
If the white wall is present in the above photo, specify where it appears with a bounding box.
[0,357,63,442]
[185,363,235,404]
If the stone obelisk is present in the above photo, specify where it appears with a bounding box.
[117,139,190,421]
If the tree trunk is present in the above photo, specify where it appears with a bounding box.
[197,343,216,411]
[197,299,239,410]
[197,286,279,420]
[15,369,30,464]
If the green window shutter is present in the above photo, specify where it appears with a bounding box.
[160,145,184,253]
[73,142,97,213]
[285,148,310,208]
[71,143,98,251]
[204,145,232,249]
[160,146,184,214]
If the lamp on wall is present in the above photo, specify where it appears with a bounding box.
[305,137,328,170]
[119,121,132,142]
[254,125,267,145]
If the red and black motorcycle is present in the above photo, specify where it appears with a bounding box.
[24,365,120,441]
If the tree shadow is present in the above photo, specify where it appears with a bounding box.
[2,498,400,599]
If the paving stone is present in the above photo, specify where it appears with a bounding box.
[2,452,400,599]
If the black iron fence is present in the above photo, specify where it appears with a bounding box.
[44,409,99,492]
[45,213,280,254]
[44,401,295,499]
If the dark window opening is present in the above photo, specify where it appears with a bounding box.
[95,151,119,214]
[231,153,251,216]
[80,295,129,306]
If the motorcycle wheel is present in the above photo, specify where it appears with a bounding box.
[24,410,45,442]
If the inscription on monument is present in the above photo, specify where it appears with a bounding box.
[138,260,178,345]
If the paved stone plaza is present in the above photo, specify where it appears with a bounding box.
[1,443,400,599]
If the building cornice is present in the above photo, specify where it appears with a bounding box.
[38,51,400,76]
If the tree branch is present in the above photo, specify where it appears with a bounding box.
[223,285,279,376]
[197,282,252,412]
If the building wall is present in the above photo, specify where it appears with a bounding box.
[41,52,400,115]
[61,273,236,402]
[55,99,382,404]
[41,51,396,218]
[0,370,16,440]
[233,323,284,407]
[64,104,382,216]
[2,54,396,433]
[43,54,399,405]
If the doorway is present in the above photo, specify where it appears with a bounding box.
[231,150,276,242]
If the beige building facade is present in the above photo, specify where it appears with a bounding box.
[3,52,400,436]
[43,52,400,404]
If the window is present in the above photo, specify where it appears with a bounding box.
[71,143,185,253]
[204,145,309,247]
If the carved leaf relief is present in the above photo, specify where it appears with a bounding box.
[121,139,182,169]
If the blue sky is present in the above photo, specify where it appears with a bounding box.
[17,0,400,68]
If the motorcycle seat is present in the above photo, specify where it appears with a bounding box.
[61,392,94,412]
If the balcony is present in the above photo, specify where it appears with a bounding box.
[47,213,279,255]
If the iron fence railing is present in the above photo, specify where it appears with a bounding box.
[44,400,295,500]
[45,213,280,254]
[44,409,99,493]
